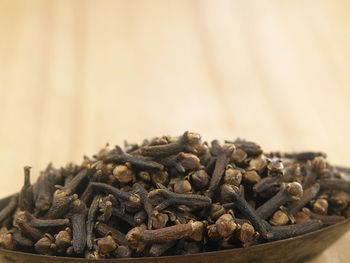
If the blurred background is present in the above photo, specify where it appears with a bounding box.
[0,1,349,261]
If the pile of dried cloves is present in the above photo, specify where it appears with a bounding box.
[0,131,350,258]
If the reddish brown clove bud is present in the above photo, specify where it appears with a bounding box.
[190,169,209,190]
[243,170,261,185]
[97,234,117,255]
[312,198,328,215]
[55,228,72,253]
[224,165,242,186]
[215,213,237,238]
[0,232,15,250]
[173,179,192,194]
[34,234,56,255]
[236,222,258,244]
[269,210,290,226]
[126,221,204,251]
[113,163,135,184]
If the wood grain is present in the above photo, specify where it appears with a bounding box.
[0,0,350,262]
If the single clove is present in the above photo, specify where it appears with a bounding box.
[219,184,271,239]
[126,221,204,251]
[66,200,87,254]
[25,211,69,228]
[53,168,89,202]
[268,220,322,241]
[286,183,320,220]
[55,228,72,253]
[19,166,34,212]
[148,184,212,211]
[138,131,202,157]
[0,194,18,224]
[95,222,128,246]
[45,194,78,219]
[206,142,235,198]
[86,195,100,250]
[256,182,303,220]
[96,234,117,255]
[302,208,345,226]
[34,233,56,255]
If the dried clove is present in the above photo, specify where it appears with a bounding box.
[96,234,117,255]
[148,184,211,211]
[303,157,328,189]
[88,182,142,213]
[208,203,226,222]
[55,228,72,253]
[25,211,69,228]
[53,168,89,202]
[12,229,33,247]
[0,232,15,250]
[114,245,132,258]
[227,139,262,157]
[138,131,201,157]
[86,195,100,250]
[236,222,259,245]
[105,147,164,171]
[256,182,303,220]
[133,183,154,229]
[113,163,135,184]
[269,209,290,226]
[151,213,169,229]
[160,153,200,173]
[294,211,311,224]
[0,194,18,224]
[66,200,87,254]
[95,222,128,246]
[215,213,237,238]
[224,165,243,187]
[19,166,34,212]
[99,200,112,223]
[253,176,281,193]
[110,207,139,227]
[270,151,327,162]
[33,164,60,212]
[16,218,44,242]
[206,142,235,198]
[243,170,261,185]
[134,210,147,224]
[34,233,56,255]
[126,221,204,251]
[0,132,348,258]
[319,179,350,192]
[286,183,320,220]
[268,220,322,241]
[45,194,78,219]
[312,198,328,215]
[190,169,209,190]
[302,208,345,226]
[219,184,271,239]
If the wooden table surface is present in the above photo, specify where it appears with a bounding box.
[1,0,350,261]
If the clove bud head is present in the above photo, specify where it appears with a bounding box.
[97,234,117,255]
[287,182,303,200]
[0,233,15,250]
[215,214,237,238]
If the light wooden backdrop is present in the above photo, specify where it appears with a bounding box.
[1,0,350,262]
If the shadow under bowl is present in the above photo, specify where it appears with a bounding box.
[1,198,350,263]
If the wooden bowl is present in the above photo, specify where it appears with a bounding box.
[1,197,350,262]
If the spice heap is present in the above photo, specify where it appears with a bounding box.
[0,132,349,258]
